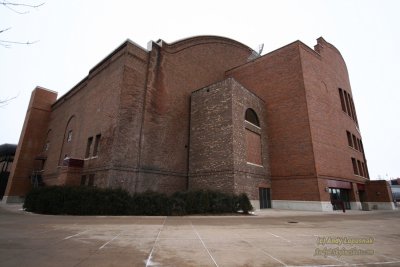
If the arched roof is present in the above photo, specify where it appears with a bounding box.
[156,35,254,54]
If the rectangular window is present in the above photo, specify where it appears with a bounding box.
[352,134,358,150]
[357,160,364,177]
[93,134,101,156]
[351,158,359,175]
[339,88,347,113]
[67,130,73,142]
[80,175,87,186]
[85,137,93,158]
[88,174,95,186]
[359,140,364,153]
[361,162,367,178]
[350,98,359,124]
[344,91,353,118]
[346,131,353,147]
[245,129,262,166]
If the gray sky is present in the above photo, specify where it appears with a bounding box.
[1,0,399,180]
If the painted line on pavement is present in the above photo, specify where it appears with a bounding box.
[145,217,167,267]
[64,229,90,240]
[268,232,292,243]
[241,239,287,266]
[287,260,400,267]
[191,222,219,267]
[99,231,123,250]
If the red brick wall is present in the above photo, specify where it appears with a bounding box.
[300,38,368,184]
[42,42,148,190]
[365,180,393,202]
[138,37,253,192]
[227,42,316,179]
[227,42,320,201]
[4,87,57,200]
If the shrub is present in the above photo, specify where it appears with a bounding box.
[236,193,253,214]
[23,186,253,216]
[130,191,171,216]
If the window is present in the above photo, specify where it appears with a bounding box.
[346,131,353,147]
[80,175,87,186]
[357,160,364,177]
[352,134,358,150]
[359,140,364,153]
[246,129,262,165]
[245,108,260,127]
[339,88,347,112]
[88,174,95,186]
[85,137,93,158]
[339,88,359,125]
[67,130,73,142]
[344,91,353,118]
[350,98,359,124]
[351,158,358,175]
[362,162,369,178]
[93,134,101,156]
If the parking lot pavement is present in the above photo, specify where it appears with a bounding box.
[0,204,399,267]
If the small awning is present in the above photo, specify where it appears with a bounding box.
[327,179,352,189]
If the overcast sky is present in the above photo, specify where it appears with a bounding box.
[0,0,399,180]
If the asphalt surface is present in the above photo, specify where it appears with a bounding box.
[0,203,399,267]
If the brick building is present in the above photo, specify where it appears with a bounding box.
[2,36,394,211]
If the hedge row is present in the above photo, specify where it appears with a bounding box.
[23,186,253,216]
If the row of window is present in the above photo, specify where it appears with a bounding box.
[346,130,364,153]
[338,88,358,124]
[351,157,368,178]
[85,134,101,158]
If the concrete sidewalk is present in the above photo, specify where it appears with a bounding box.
[1,204,400,266]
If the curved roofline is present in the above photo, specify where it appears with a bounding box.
[0,143,17,156]
[156,35,255,54]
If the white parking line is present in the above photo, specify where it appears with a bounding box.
[241,239,287,266]
[145,217,167,267]
[380,254,400,261]
[64,229,90,240]
[268,232,292,243]
[99,231,123,250]
[286,260,400,267]
[191,222,219,267]
[328,255,348,265]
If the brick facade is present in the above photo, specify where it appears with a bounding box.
[3,36,392,210]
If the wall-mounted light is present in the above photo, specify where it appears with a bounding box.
[325,187,329,192]
[376,192,381,196]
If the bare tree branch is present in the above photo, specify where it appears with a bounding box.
[1,1,44,8]
[0,39,38,45]
[1,1,44,14]
[0,95,18,108]
[0,27,11,34]
[1,2,44,46]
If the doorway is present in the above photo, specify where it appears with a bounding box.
[329,188,351,210]
[259,187,271,209]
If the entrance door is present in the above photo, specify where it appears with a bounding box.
[259,188,271,209]
[329,188,351,210]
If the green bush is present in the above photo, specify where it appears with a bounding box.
[236,193,253,214]
[23,186,253,216]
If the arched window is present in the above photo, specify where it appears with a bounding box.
[245,108,259,127]
[59,115,76,164]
